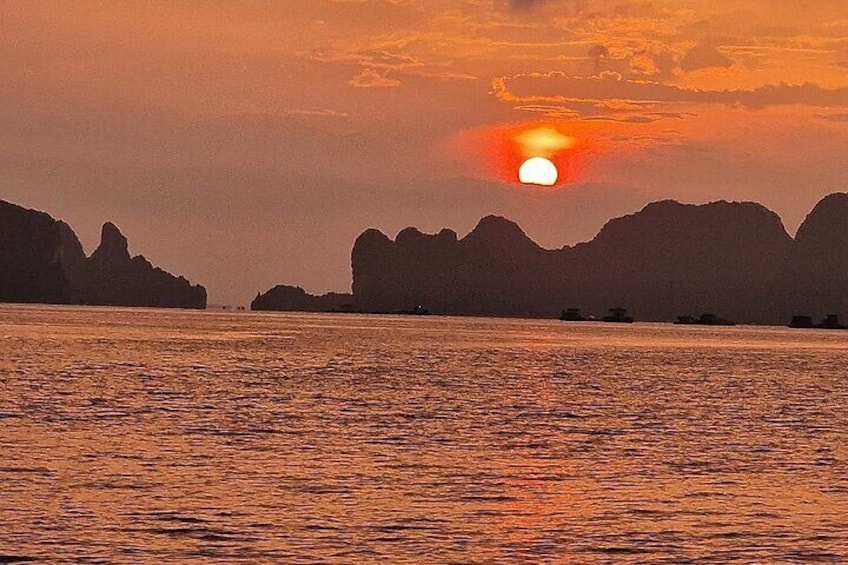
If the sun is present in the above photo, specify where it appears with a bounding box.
[518,157,558,186]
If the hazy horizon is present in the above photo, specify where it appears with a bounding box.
[5,1,848,304]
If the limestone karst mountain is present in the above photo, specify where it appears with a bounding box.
[0,200,84,304]
[257,193,848,325]
[73,222,207,309]
[350,201,794,323]
[785,192,848,322]
[0,200,206,309]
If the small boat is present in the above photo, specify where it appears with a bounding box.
[788,315,815,328]
[790,314,847,330]
[560,308,587,322]
[675,313,735,326]
[602,307,634,324]
[818,314,847,329]
[394,305,430,316]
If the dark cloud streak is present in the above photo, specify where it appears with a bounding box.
[495,72,848,116]
[506,0,587,11]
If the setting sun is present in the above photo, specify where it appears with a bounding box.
[518,157,558,186]
[451,122,584,187]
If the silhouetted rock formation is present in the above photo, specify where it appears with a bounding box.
[251,285,353,312]
[0,201,85,304]
[351,201,794,323]
[785,193,848,323]
[255,193,848,324]
[92,222,130,264]
[353,218,562,317]
[571,200,792,324]
[0,200,206,309]
[73,222,206,308]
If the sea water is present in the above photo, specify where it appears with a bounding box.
[1,305,846,564]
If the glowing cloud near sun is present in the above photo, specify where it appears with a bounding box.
[515,127,576,158]
[518,157,558,186]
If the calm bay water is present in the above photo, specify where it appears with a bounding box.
[1,304,847,564]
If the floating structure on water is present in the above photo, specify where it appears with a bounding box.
[560,308,588,322]
[400,305,431,316]
[789,314,847,330]
[602,307,634,324]
[675,313,736,326]
[559,307,634,323]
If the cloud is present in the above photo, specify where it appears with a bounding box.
[507,0,550,9]
[310,49,423,72]
[350,50,424,70]
[513,104,582,118]
[493,71,848,117]
[283,108,349,118]
[681,43,735,72]
[410,69,478,81]
[348,68,402,88]
[584,115,663,124]
[507,0,589,11]
[818,112,848,122]
[628,45,677,78]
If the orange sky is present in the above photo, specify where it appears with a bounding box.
[4,1,848,303]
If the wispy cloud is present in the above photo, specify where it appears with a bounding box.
[505,0,587,12]
[493,71,848,118]
[283,108,349,118]
[348,68,402,88]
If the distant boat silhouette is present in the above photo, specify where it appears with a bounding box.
[788,315,815,328]
[603,307,634,323]
[404,305,431,316]
[560,307,587,322]
[819,314,846,329]
[675,313,736,326]
[384,305,431,315]
[789,314,847,329]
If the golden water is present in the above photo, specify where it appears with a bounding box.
[1,305,846,563]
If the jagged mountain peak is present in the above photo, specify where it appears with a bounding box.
[796,192,848,244]
[462,215,538,249]
[593,198,790,247]
[92,222,130,263]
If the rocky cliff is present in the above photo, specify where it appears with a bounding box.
[785,193,848,321]
[352,218,562,317]
[568,200,793,324]
[0,201,206,309]
[349,196,842,324]
[73,222,207,309]
[0,201,85,304]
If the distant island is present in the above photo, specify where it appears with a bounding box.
[0,200,206,309]
[251,285,353,313]
[254,193,848,325]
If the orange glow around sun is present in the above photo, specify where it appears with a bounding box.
[452,121,589,188]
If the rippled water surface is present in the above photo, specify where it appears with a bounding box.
[1,305,847,564]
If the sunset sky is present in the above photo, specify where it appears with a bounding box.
[4,1,848,304]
